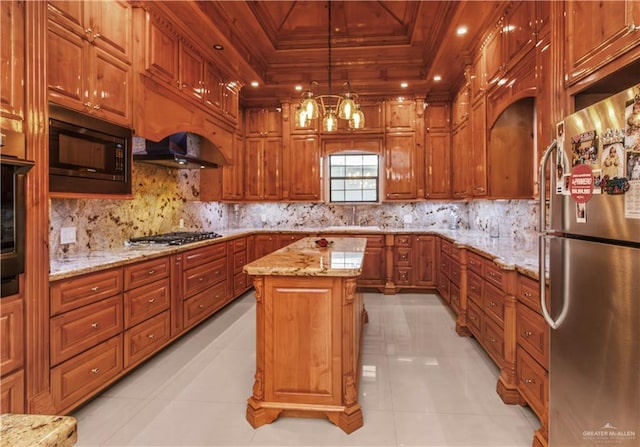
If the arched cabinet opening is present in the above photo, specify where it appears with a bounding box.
[488,98,535,198]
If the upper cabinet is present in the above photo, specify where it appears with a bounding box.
[564,0,640,87]
[0,1,24,131]
[385,99,415,131]
[47,0,132,126]
[245,108,282,138]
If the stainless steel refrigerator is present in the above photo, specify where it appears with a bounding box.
[539,84,640,446]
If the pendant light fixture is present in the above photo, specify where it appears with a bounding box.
[294,2,365,131]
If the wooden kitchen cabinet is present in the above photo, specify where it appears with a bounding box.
[244,137,282,201]
[245,107,282,137]
[47,0,132,126]
[451,120,471,198]
[220,132,245,201]
[385,99,415,131]
[0,370,24,414]
[253,233,278,259]
[228,236,251,298]
[356,234,386,288]
[0,1,25,131]
[286,135,320,201]
[0,293,24,414]
[564,0,640,86]
[141,9,179,88]
[276,233,308,249]
[384,132,418,200]
[413,235,435,286]
[470,97,488,197]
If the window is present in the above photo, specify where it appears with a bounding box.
[328,153,379,202]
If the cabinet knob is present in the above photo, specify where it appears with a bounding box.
[523,291,532,298]
[489,337,497,343]
[199,277,205,282]
[523,378,536,384]
[93,104,101,110]
[198,304,205,308]
[91,286,100,292]
[91,322,99,328]
[523,331,533,338]
[489,301,497,307]
[629,23,640,32]
[147,333,155,339]
[148,270,156,275]
[91,367,100,374]
[148,298,156,304]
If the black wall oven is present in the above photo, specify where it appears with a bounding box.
[1,131,34,297]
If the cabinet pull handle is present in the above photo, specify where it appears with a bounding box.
[147,333,155,339]
[148,270,156,275]
[148,298,156,304]
[91,322,99,328]
[523,378,536,384]
[489,337,497,343]
[93,104,101,110]
[489,301,497,307]
[198,304,205,308]
[199,277,205,281]
[91,367,100,374]
[85,27,92,36]
[524,291,532,297]
[91,286,100,292]
[523,331,533,338]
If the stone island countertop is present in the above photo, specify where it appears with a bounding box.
[0,414,77,447]
[243,236,367,277]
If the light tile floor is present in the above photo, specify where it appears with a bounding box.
[73,292,539,447]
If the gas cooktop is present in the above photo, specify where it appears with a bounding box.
[128,231,223,246]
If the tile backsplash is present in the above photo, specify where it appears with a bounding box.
[50,160,539,256]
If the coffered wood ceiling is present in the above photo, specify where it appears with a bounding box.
[178,1,510,104]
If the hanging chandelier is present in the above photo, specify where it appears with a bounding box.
[294,2,365,132]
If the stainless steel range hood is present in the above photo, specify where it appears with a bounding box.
[133,133,219,169]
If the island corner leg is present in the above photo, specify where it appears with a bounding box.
[326,404,364,434]
[246,397,282,428]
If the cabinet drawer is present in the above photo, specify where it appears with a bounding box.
[483,262,503,289]
[365,235,385,247]
[394,235,412,247]
[439,254,451,279]
[124,278,170,329]
[0,369,24,414]
[517,302,549,369]
[517,274,542,313]
[124,257,170,290]
[437,271,450,302]
[450,260,461,287]
[395,247,412,266]
[183,257,226,298]
[467,251,483,275]
[183,282,227,328]
[50,295,123,366]
[233,250,247,274]
[51,335,123,412]
[234,272,248,296]
[232,237,247,252]
[483,282,505,326]
[467,299,483,339]
[124,311,170,368]
[183,243,226,269]
[1,295,24,375]
[483,317,504,367]
[441,238,452,255]
[467,271,483,306]
[517,346,547,420]
[51,268,123,316]
[450,245,460,261]
[394,267,412,285]
[450,283,460,315]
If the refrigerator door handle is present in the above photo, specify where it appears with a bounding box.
[539,234,569,329]
[538,139,557,235]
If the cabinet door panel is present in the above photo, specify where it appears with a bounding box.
[89,0,131,61]
[414,236,435,286]
[145,14,179,85]
[0,370,24,414]
[0,295,23,375]
[0,1,25,124]
[426,132,451,198]
[263,138,282,200]
[93,46,131,125]
[470,97,488,196]
[288,135,320,201]
[244,138,263,200]
[385,133,416,200]
[47,20,87,107]
[179,43,204,102]
[385,100,415,130]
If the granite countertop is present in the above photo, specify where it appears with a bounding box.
[50,227,543,281]
[243,236,367,277]
[0,414,77,447]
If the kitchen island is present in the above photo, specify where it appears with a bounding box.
[243,237,368,434]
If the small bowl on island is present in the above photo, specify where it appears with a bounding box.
[315,238,333,248]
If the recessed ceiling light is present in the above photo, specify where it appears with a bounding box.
[400,82,408,88]
[456,26,468,36]
[250,81,259,87]
[213,44,224,51]
[433,75,442,82]
[295,85,303,91]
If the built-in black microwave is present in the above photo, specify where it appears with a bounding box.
[49,104,132,194]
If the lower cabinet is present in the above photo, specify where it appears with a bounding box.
[47,236,247,414]
[0,293,24,413]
